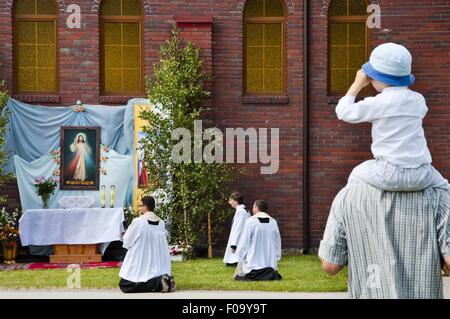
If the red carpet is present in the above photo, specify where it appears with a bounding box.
[0,261,122,271]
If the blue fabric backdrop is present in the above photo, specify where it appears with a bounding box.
[5,98,149,210]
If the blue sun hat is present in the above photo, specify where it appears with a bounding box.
[362,43,415,86]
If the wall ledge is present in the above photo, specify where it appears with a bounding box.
[242,95,290,105]
[12,95,61,104]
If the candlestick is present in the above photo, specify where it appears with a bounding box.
[110,185,115,208]
[101,185,106,208]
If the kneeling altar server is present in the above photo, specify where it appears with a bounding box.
[119,196,175,293]
[234,199,282,281]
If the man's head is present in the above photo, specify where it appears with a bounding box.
[253,199,268,214]
[362,42,415,92]
[140,196,155,214]
[229,192,244,209]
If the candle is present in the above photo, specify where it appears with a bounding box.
[101,185,106,208]
[110,185,115,208]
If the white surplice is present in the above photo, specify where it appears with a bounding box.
[235,212,282,275]
[223,204,250,264]
[119,213,171,283]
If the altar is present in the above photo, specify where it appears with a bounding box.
[3,98,153,261]
[19,207,124,263]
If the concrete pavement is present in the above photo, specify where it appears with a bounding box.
[0,277,448,299]
[0,290,347,299]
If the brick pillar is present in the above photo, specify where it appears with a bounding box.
[2,179,21,211]
[174,16,213,97]
[0,5,13,93]
[174,16,212,75]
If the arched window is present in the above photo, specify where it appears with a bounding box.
[329,0,369,94]
[244,0,286,95]
[14,0,58,93]
[100,0,143,95]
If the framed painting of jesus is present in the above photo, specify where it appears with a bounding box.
[60,126,101,190]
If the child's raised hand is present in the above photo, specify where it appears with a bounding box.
[345,69,371,97]
[353,69,371,88]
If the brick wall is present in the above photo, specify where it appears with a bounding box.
[2,179,20,210]
[0,0,449,250]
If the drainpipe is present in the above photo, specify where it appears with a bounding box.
[302,0,310,254]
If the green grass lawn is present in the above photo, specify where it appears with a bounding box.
[0,255,348,292]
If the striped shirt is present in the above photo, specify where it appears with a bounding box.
[319,183,450,299]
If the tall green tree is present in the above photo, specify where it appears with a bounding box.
[140,28,237,251]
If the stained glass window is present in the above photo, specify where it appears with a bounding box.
[329,0,369,94]
[101,0,143,95]
[14,0,57,93]
[244,0,285,94]
[329,0,367,16]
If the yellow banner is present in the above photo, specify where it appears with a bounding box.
[133,103,152,211]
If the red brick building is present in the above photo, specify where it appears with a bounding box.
[0,0,449,251]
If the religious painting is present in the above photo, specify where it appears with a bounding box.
[137,131,149,188]
[60,126,101,190]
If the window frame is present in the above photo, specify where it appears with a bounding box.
[100,0,144,96]
[243,0,287,96]
[327,0,371,96]
[13,0,59,94]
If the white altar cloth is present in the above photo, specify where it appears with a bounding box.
[58,196,96,209]
[19,207,124,246]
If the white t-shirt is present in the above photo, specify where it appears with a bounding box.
[335,86,432,168]
[119,216,171,283]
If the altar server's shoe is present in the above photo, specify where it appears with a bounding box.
[161,274,171,292]
[169,277,176,292]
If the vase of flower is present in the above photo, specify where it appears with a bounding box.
[2,244,17,264]
[169,243,193,262]
[33,176,57,209]
[41,193,50,209]
[170,254,185,262]
[0,208,22,265]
